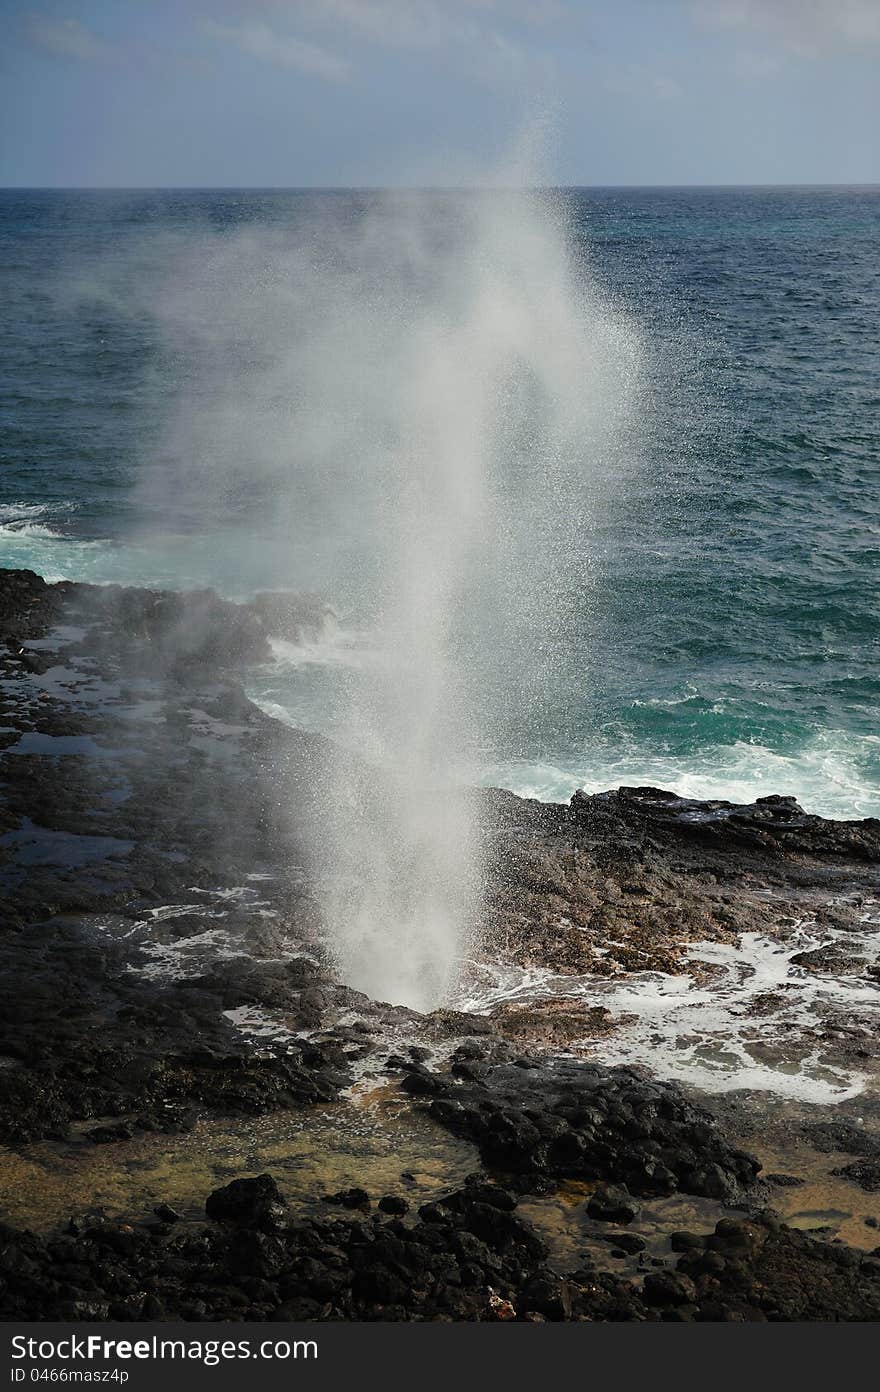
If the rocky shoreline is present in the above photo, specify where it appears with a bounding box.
[1,567,878,1321]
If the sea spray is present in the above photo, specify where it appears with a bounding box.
[120,178,644,1009]
[300,186,644,1008]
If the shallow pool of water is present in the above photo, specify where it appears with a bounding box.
[0,1087,478,1234]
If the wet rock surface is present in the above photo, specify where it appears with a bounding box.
[2,1176,879,1322]
[481,783,880,979]
[413,1059,760,1202]
[473,781,880,1097]
[205,1175,287,1231]
[832,1160,880,1193]
[0,570,352,1145]
[1,568,879,1321]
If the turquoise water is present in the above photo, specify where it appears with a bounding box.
[1,187,878,817]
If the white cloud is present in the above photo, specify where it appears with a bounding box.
[292,1,480,50]
[201,1,574,86]
[202,19,352,80]
[687,0,880,54]
[21,14,115,62]
[274,1,569,51]
[203,0,575,89]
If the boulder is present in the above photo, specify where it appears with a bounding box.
[587,1184,641,1223]
[205,1175,286,1231]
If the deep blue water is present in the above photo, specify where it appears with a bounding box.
[1,187,878,816]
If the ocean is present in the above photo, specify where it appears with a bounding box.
[1,185,878,818]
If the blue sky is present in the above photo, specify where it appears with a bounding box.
[1,1,878,185]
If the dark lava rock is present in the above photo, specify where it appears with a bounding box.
[154,1204,182,1223]
[643,1271,698,1306]
[480,780,880,994]
[709,1217,766,1250]
[520,1274,574,1320]
[86,1123,134,1144]
[790,946,867,974]
[670,1231,706,1252]
[766,1173,806,1188]
[205,1175,287,1231]
[377,1195,409,1217]
[82,582,273,674]
[322,1188,371,1211]
[248,592,335,645]
[587,1185,641,1224]
[0,569,349,1151]
[674,1211,880,1321]
[400,1068,447,1097]
[448,1179,518,1213]
[422,1059,760,1203]
[2,568,879,1324]
[600,1231,646,1254]
[2,1179,880,1323]
[270,1298,326,1321]
[805,1122,880,1157]
[568,786,880,862]
[832,1159,880,1192]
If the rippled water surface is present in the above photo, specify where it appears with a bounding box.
[2,187,878,815]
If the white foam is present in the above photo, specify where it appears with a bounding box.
[0,501,70,541]
[121,884,289,981]
[134,927,250,981]
[23,626,87,650]
[480,733,880,820]
[268,624,365,672]
[223,1005,296,1050]
[456,899,880,1103]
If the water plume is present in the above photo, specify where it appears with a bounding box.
[115,160,644,1011]
[301,183,643,1010]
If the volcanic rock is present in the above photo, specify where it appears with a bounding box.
[205,1175,287,1230]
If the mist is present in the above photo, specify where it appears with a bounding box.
[100,170,644,1010]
